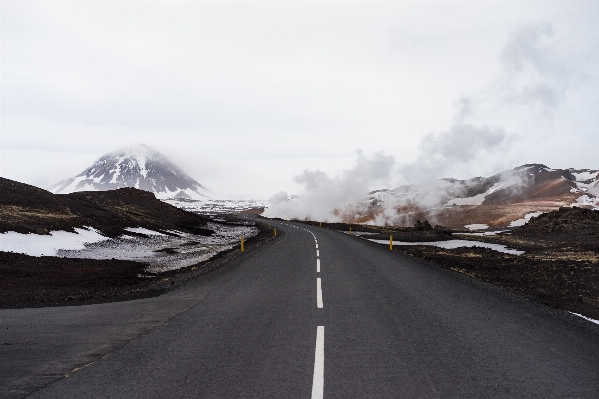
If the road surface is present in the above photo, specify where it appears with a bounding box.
[2,219,599,398]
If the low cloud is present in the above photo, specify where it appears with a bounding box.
[263,152,395,222]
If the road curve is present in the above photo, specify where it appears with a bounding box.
[4,218,599,398]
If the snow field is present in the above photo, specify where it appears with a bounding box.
[58,222,259,273]
[0,227,108,257]
[1,223,258,273]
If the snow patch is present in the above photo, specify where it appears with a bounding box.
[446,181,515,206]
[508,212,544,227]
[124,227,167,236]
[109,157,123,183]
[574,195,599,209]
[0,227,108,257]
[59,222,258,273]
[571,171,599,182]
[164,198,268,215]
[369,238,524,255]
[137,154,148,178]
[465,224,489,231]
[456,230,509,237]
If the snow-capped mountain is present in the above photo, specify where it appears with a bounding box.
[368,164,599,210]
[356,164,599,228]
[49,144,210,200]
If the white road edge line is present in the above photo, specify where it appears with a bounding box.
[316,244,318,249]
[311,326,325,399]
[317,278,323,308]
[317,259,320,273]
[316,250,320,257]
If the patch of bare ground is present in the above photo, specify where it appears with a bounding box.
[394,245,599,321]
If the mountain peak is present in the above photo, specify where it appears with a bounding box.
[109,144,161,159]
[49,145,209,200]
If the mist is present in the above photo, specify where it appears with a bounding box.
[263,152,395,222]
[264,22,578,224]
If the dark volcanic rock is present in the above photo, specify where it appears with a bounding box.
[515,207,599,234]
[0,177,212,236]
[413,219,433,231]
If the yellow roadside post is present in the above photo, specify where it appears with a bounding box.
[268,222,271,228]
[319,222,322,228]
[390,235,393,251]
[274,228,277,237]
[240,236,244,252]
[350,226,352,235]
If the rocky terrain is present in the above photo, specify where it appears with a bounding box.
[0,177,212,237]
[0,177,272,308]
[0,222,272,309]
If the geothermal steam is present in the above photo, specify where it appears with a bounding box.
[263,152,394,222]
[264,23,574,224]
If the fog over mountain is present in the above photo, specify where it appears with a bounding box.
[50,144,210,200]
[264,163,599,228]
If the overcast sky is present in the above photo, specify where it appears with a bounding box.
[1,1,599,199]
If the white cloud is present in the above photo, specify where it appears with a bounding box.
[1,1,599,198]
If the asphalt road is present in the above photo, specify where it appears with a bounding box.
[3,219,599,398]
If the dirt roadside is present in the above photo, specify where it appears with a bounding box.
[0,218,276,309]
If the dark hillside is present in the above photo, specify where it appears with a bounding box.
[515,207,599,234]
[0,177,211,236]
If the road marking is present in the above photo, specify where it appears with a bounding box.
[317,278,323,308]
[316,244,318,249]
[317,259,320,273]
[316,250,319,257]
[311,326,325,399]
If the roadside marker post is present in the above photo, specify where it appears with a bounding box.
[240,237,244,252]
[274,228,277,237]
[390,235,393,251]
[350,226,352,235]
[319,222,322,228]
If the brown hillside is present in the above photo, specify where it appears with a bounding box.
[0,177,211,236]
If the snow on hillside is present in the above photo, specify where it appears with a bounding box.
[446,181,515,206]
[569,168,599,209]
[571,171,599,182]
[508,212,544,227]
[49,144,210,200]
[0,227,108,257]
[57,222,258,273]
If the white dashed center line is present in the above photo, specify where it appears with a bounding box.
[317,278,323,308]
[277,223,324,396]
[311,326,325,399]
